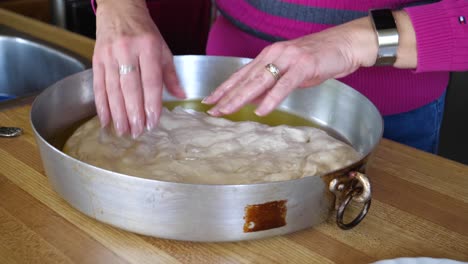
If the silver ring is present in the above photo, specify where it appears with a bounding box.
[119,64,136,75]
[265,63,281,81]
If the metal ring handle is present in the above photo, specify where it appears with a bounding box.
[336,187,372,230]
[329,172,372,203]
[350,172,371,203]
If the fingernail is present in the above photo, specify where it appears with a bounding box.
[115,122,124,136]
[254,109,265,116]
[99,116,107,128]
[115,120,129,137]
[207,108,219,116]
[147,110,160,130]
[255,105,268,117]
[201,97,210,104]
[202,92,217,104]
[131,118,144,139]
[132,130,140,139]
[98,107,108,128]
[175,92,186,100]
[146,120,154,131]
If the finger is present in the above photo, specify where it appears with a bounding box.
[212,52,292,116]
[93,61,111,127]
[255,65,306,116]
[161,47,186,99]
[204,42,289,112]
[205,60,265,116]
[202,61,255,105]
[105,60,130,136]
[202,43,286,105]
[211,63,278,115]
[119,62,145,138]
[250,90,269,105]
[139,50,164,131]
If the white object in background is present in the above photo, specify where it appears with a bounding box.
[373,257,468,264]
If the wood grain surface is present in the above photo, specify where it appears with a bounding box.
[0,0,51,23]
[1,104,467,264]
[1,8,467,264]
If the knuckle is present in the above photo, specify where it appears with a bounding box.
[105,82,120,94]
[261,41,287,56]
[127,103,140,115]
[145,101,158,114]
[93,83,104,95]
[114,37,134,54]
[135,34,161,53]
[277,76,295,90]
[251,72,268,84]
[164,64,177,75]
[267,90,284,103]
[231,67,244,77]
[233,93,244,102]
[283,44,302,57]
[140,33,159,45]
[94,44,113,61]
[143,81,159,91]
[101,45,114,59]
[92,54,102,65]
[121,81,141,93]
[141,73,159,87]
[271,41,289,51]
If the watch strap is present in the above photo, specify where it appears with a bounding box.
[369,9,399,66]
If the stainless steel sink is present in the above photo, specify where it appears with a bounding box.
[0,25,90,106]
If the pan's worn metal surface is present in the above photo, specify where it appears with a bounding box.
[30,56,383,242]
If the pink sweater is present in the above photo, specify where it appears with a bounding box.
[207,0,468,115]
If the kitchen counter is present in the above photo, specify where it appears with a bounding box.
[0,8,94,60]
[1,8,468,264]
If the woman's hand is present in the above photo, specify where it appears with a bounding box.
[202,17,379,117]
[93,0,185,138]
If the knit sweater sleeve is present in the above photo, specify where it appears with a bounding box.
[404,0,468,72]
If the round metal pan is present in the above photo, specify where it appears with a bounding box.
[30,55,383,241]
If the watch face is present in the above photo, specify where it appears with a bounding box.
[371,9,397,30]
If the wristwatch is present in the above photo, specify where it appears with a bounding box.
[369,9,399,66]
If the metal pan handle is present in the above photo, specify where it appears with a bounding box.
[329,172,372,230]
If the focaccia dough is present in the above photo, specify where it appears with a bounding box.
[64,107,360,184]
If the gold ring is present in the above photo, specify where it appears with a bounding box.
[119,64,136,75]
[265,63,281,81]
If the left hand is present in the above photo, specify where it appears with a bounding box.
[202,17,378,117]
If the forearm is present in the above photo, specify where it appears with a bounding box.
[344,10,417,69]
[96,0,146,8]
[94,0,154,37]
[95,0,149,19]
[392,10,417,69]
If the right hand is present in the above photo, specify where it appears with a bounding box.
[93,0,186,138]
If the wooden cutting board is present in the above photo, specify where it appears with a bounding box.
[1,101,467,264]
